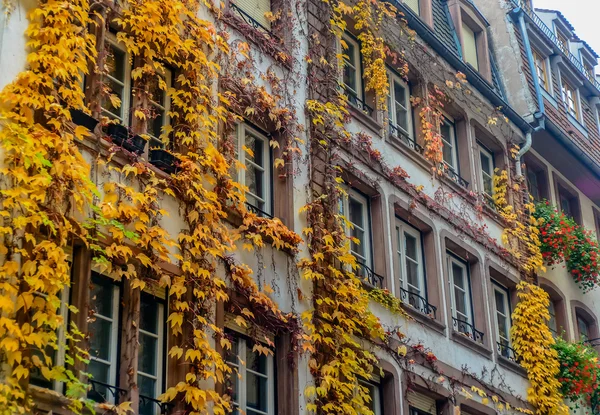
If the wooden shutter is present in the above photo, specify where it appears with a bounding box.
[461,23,478,70]
[404,0,420,14]
[233,0,271,30]
[407,391,437,415]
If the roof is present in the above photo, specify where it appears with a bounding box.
[432,0,461,57]
[534,8,575,32]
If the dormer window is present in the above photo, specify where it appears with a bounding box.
[404,0,420,15]
[556,30,569,54]
[561,79,580,119]
[462,22,479,70]
[533,49,550,91]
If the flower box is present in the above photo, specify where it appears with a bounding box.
[149,148,178,174]
[70,109,99,132]
[106,124,146,155]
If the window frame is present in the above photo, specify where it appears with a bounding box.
[102,32,132,124]
[230,0,273,31]
[225,332,276,415]
[341,188,373,269]
[577,313,591,341]
[359,377,382,415]
[395,217,426,300]
[147,69,173,148]
[340,32,364,102]
[440,116,459,173]
[492,282,512,351]
[387,69,413,140]
[446,251,473,327]
[533,48,550,91]
[548,300,559,338]
[236,122,273,216]
[461,21,479,71]
[138,293,166,414]
[556,30,569,54]
[561,78,581,120]
[88,272,122,404]
[478,141,495,199]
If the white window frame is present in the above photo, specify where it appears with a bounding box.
[359,378,382,415]
[148,69,173,148]
[236,123,272,215]
[340,33,363,101]
[226,334,276,415]
[492,282,511,349]
[561,78,581,121]
[89,275,121,404]
[478,144,494,198]
[440,117,458,171]
[138,297,165,413]
[29,287,70,393]
[340,188,372,269]
[395,218,425,299]
[387,70,413,139]
[447,252,472,326]
[533,49,551,92]
[102,32,132,124]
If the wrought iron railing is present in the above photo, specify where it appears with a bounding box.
[399,287,437,318]
[356,261,384,288]
[452,317,484,344]
[245,202,274,219]
[389,123,424,154]
[497,342,519,363]
[584,337,600,348]
[140,394,175,415]
[88,379,128,403]
[511,0,600,93]
[444,166,469,188]
[484,194,500,212]
[344,88,374,117]
[229,2,279,43]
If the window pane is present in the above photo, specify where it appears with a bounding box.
[394,81,406,108]
[344,65,357,93]
[106,44,126,81]
[140,298,158,334]
[497,313,509,339]
[148,105,165,139]
[452,263,464,289]
[246,373,268,412]
[91,278,114,317]
[89,318,112,361]
[406,260,419,291]
[494,290,506,315]
[245,164,264,199]
[89,360,110,396]
[245,133,264,167]
[138,374,157,402]
[138,333,158,375]
[480,151,492,175]
[351,227,366,258]
[454,287,467,315]
[404,233,417,260]
[246,347,267,375]
[349,197,364,228]
[462,22,478,70]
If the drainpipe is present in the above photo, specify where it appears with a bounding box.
[512,7,547,177]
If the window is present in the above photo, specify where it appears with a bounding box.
[232,0,272,30]
[341,34,363,102]
[387,70,412,139]
[102,34,132,123]
[493,283,512,358]
[359,378,381,415]
[556,31,569,54]
[447,253,473,331]
[403,0,419,15]
[138,295,165,415]
[557,183,579,221]
[341,189,372,271]
[584,63,595,81]
[236,123,272,216]
[395,218,426,306]
[561,79,580,119]
[408,391,437,415]
[226,334,275,415]
[533,49,550,91]
[462,22,479,70]
[548,300,559,338]
[526,167,542,202]
[440,118,458,171]
[479,143,494,198]
[88,273,121,403]
[147,70,173,148]
[29,287,70,392]
[577,314,591,341]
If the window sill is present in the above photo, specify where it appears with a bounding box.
[451,330,492,358]
[403,304,446,335]
[348,104,383,137]
[386,132,432,172]
[497,355,527,378]
[30,386,71,413]
[566,112,589,138]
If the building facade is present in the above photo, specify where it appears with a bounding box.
[0,0,599,414]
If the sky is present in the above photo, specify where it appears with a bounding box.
[533,0,600,63]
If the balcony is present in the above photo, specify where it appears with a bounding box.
[245,202,274,219]
[344,88,374,117]
[389,123,424,154]
[452,317,485,344]
[399,287,437,318]
[140,394,174,415]
[444,166,470,189]
[88,379,127,404]
[356,261,384,288]
[497,341,520,363]
[511,0,600,93]
[229,2,279,43]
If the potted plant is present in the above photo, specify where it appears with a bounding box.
[70,109,99,132]
[105,124,147,155]
[149,148,178,174]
